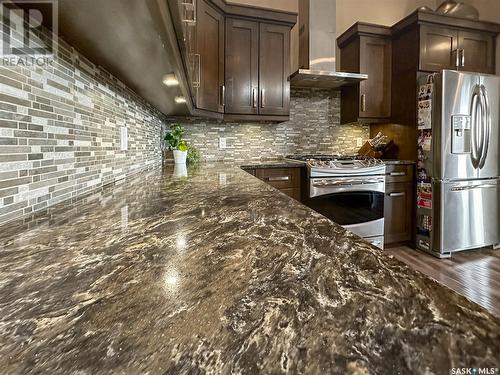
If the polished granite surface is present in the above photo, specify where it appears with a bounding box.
[1,163,499,374]
[239,159,305,169]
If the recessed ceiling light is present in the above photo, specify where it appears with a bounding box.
[162,73,179,86]
[174,96,186,104]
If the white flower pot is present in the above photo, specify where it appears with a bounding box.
[173,164,188,177]
[173,150,187,164]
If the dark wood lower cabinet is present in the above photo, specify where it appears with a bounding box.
[384,182,414,245]
[384,164,415,246]
[244,167,302,201]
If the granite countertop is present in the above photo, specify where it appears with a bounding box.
[1,162,499,374]
[382,159,416,165]
[239,159,305,169]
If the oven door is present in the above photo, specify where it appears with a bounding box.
[307,176,385,238]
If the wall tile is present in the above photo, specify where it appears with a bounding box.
[168,88,369,161]
[0,25,165,225]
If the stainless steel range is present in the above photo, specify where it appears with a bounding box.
[287,155,386,249]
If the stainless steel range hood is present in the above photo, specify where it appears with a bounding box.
[290,0,367,89]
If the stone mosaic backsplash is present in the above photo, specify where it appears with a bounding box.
[173,88,369,161]
[0,34,165,225]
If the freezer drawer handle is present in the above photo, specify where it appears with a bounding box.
[389,171,406,177]
[450,184,497,192]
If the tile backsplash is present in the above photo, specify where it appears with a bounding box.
[172,88,369,161]
[0,35,165,225]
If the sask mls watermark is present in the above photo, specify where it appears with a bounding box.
[450,368,499,375]
[0,0,57,66]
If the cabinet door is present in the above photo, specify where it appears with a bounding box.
[196,0,224,112]
[259,23,290,116]
[359,36,391,119]
[384,182,413,244]
[225,18,259,114]
[419,25,459,72]
[458,30,495,74]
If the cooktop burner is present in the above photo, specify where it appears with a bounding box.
[285,154,385,177]
[286,154,364,162]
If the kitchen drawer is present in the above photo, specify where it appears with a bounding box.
[280,188,301,201]
[255,168,301,189]
[242,167,256,176]
[384,182,414,244]
[385,164,414,183]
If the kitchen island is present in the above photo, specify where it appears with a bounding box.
[0,162,499,374]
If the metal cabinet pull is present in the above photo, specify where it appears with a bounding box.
[266,176,289,182]
[252,88,257,108]
[388,192,406,197]
[220,85,225,107]
[389,171,406,176]
[260,89,265,108]
[453,49,460,68]
[460,49,465,67]
[360,94,366,112]
[181,0,196,23]
[191,53,201,88]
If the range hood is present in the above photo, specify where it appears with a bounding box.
[290,0,367,89]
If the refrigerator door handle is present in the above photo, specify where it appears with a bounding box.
[450,183,498,192]
[470,87,481,169]
[478,85,490,169]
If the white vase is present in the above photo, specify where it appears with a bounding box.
[173,164,188,177]
[173,150,187,164]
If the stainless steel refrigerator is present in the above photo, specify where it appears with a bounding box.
[416,70,500,258]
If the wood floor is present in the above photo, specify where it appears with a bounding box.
[386,246,500,316]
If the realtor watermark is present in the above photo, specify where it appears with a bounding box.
[450,368,499,375]
[0,0,58,66]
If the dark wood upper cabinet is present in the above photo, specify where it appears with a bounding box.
[258,23,290,116]
[169,0,296,121]
[458,30,495,74]
[225,18,259,114]
[338,23,392,124]
[419,25,495,74]
[196,0,224,113]
[419,25,458,72]
[225,19,290,117]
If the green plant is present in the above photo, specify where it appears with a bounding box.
[164,123,185,150]
[178,140,188,151]
[187,146,201,165]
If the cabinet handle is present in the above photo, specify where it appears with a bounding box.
[453,49,460,68]
[181,0,196,23]
[192,53,201,88]
[360,94,366,112]
[460,49,465,67]
[220,85,225,107]
[266,176,289,182]
[389,171,406,176]
[261,88,265,108]
[388,192,406,197]
[252,88,257,108]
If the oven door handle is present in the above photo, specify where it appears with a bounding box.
[312,179,384,187]
[310,181,385,197]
